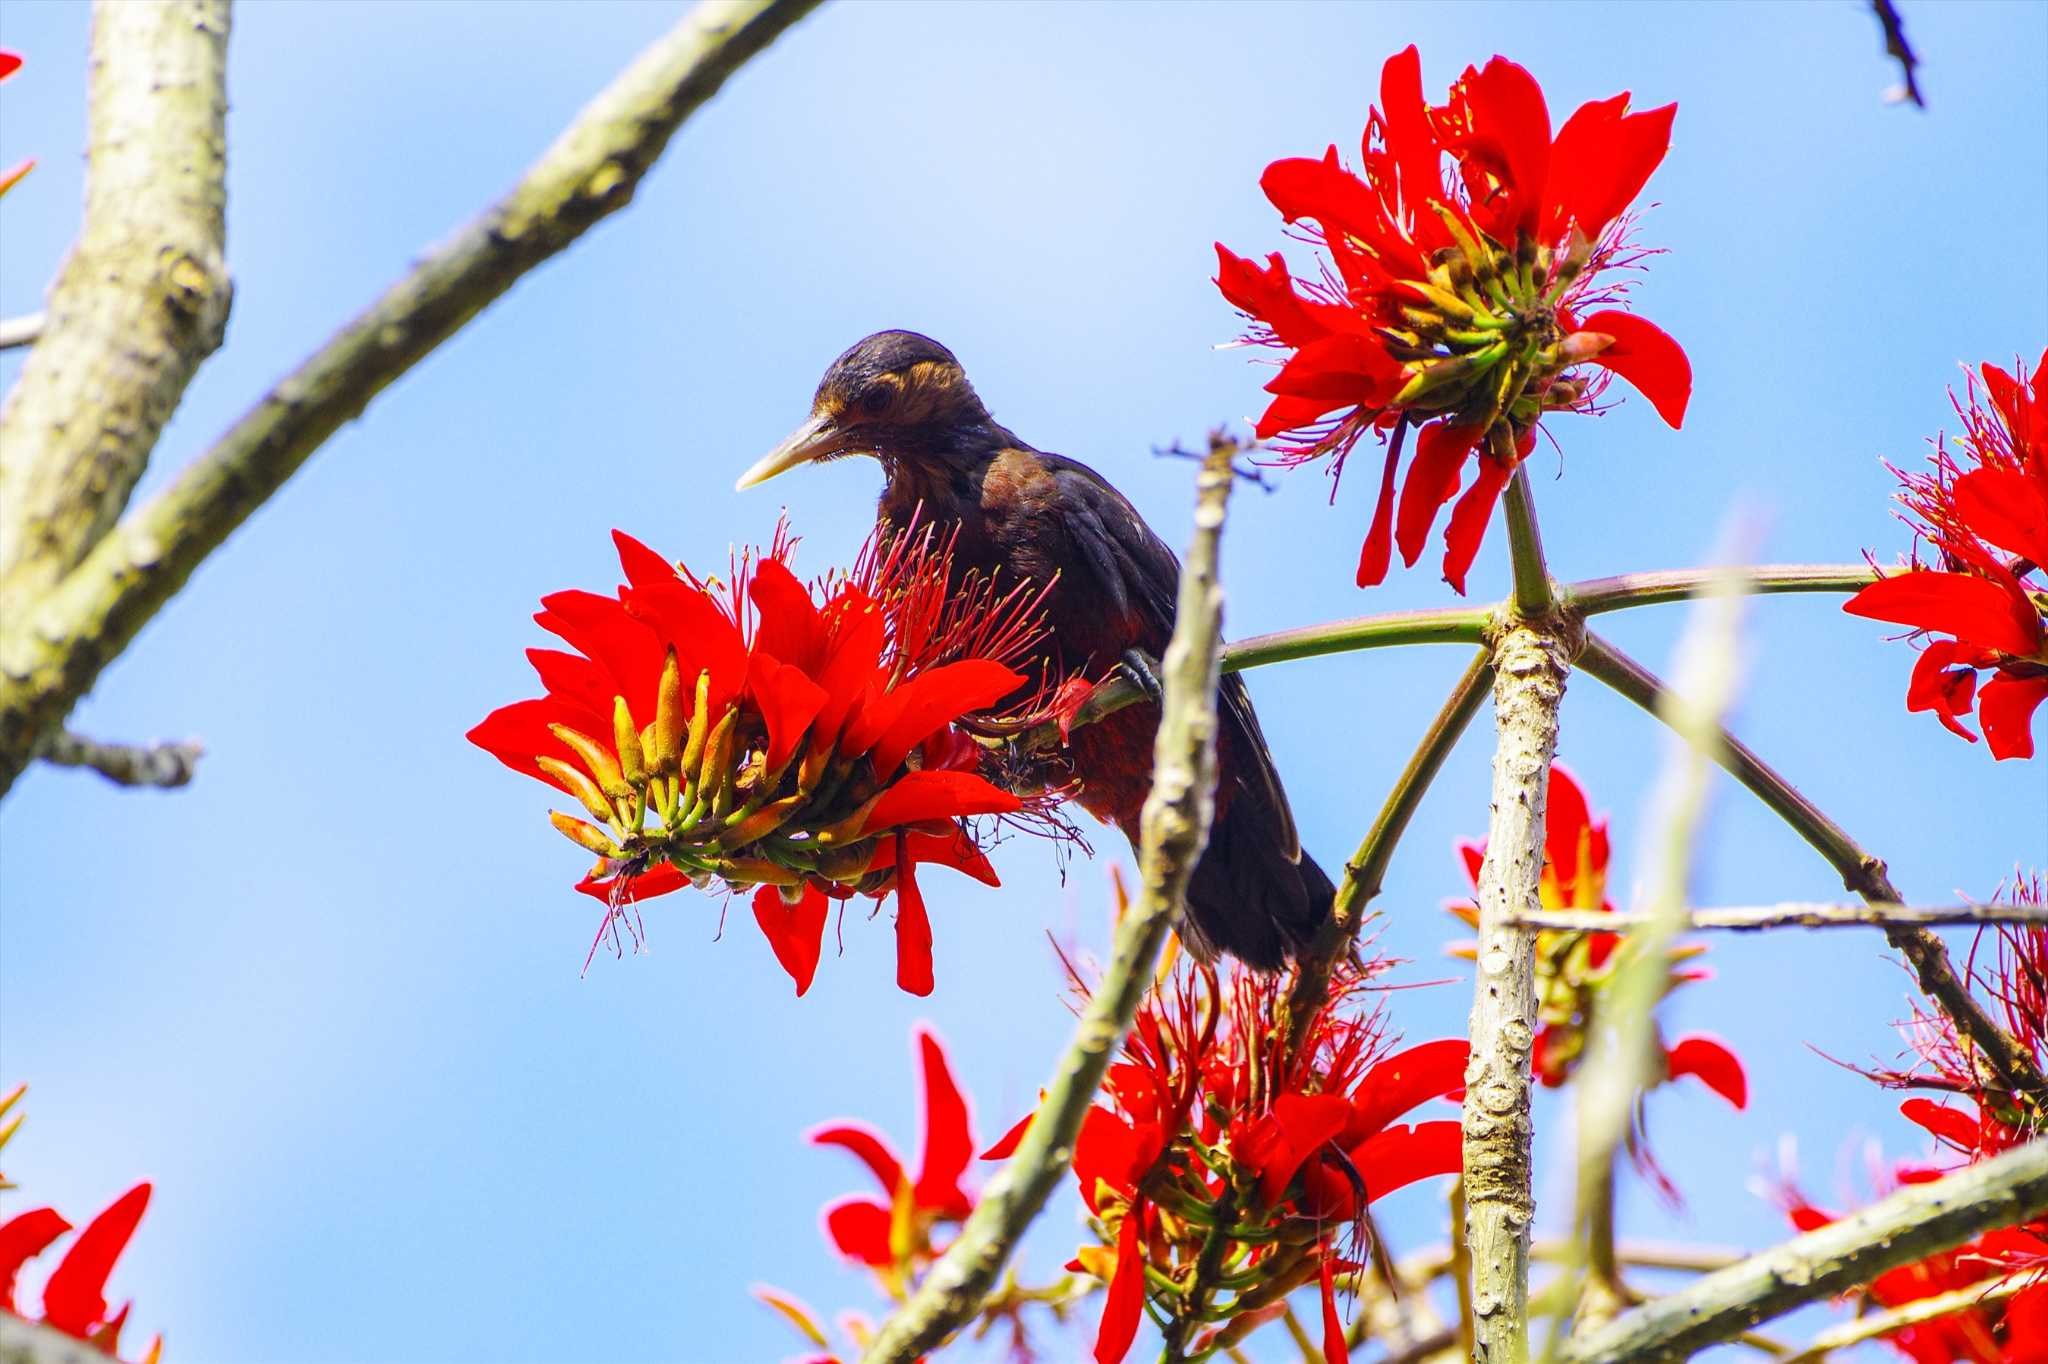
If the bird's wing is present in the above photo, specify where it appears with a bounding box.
[1043,453,1303,861]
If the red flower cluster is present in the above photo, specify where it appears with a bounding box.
[1845,351,2048,760]
[1777,892,2046,1362]
[990,952,1467,1364]
[1447,764,1747,1114]
[810,1026,977,1288]
[0,51,31,200]
[0,1090,159,1363]
[470,525,1056,997]
[1217,45,1690,593]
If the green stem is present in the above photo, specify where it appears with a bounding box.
[1227,606,1490,669]
[1504,465,1555,617]
[1566,564,1874,614]
[1577,631,2046,1108]
[1283,647,1494,1044]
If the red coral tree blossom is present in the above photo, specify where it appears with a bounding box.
[1845,350,2048,760]
[988,948,1467,1364]
[809,1025,979,1293]
[469,524,1059,997]
[1216,45,1691,592]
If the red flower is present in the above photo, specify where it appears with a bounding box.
[1846,350,2048,759]
[1217,46,1689,593]
[470,523,1052,996]
[810,1025,979,1278]
[0,1184,158,1363]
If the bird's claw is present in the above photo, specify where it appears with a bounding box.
[1120,648,1164,706]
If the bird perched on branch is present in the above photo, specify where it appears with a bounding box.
[737,330,1332,968]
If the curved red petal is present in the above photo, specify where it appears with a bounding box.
[894,845,935,998]
[1352,1120,1463,1202]
[1396,422,1479,567]
[610,530,678,591]
[1545,96,1674,240]
[1350,1039,1472,1139]
[1952,466,2048,568]
[981,1110,1033,1162]
[821,1197,894,1268]
[750,559,829,674]
[1356,436,1403,588]
[537,589,666,718]
[1,1208,74,1313]
[573,862,687,904]
[1979,674,2048,760]
[809,1122,906,1198]
[466,697,596,790]
[1663,1034,1748,1110]
[1443,57,1551,237]
[748,653,829,776]
[1094,1209,1145,1364]
[1214,244,1335,349]
[42,1183,150,1336]
[1576,311,1691,428]
[1845,571,2044,657]
[1264,331,1400,404]
[620,579,748,716]
[1254,1094,1352,1205]
[1439,453,1512,594]
[1320,1254,1352,1364]
[868,660,1023,777]
[862,769,1021,836]
[1899,1097,1981,1152]
[912,1027,974,1216]
[753,884,829,997]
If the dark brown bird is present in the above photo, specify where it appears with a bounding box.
[737,330,1331,968]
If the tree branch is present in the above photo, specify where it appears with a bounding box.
[36,729,202,787]
[1577,632,2047,1107]
[0,1312,126,1364]
[1508,902,2048,933]
[1561,1138,2048,1363]
[858,436,1240,1363]
[0,0,822,799]
[1781,1271,2026,1363]
[1464,465,1576,1364]
[1869,0,1926,108]
[0,0,232,601]
[0,313,45,352]
[1564,564,1873,615]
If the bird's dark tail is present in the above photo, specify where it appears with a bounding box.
[1180,796,1335,971]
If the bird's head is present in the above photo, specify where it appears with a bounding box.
[735,331,991,490]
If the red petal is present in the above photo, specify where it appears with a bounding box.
[610,530,678,590]
[981,1111,1033,1161]
[573,862,687,904]
[1320,1255,1352,1364]
[0,53,22,81]
[812,589,887,744]
[1213,244,1336,349]
[1980,674,2048,760]
[1845,571,2044,656]
[1396,423,1479,567]
[809,1122,906,1198]
[1576,311,1690,428]
[752,884,830,997]
[1442,57,1551,237]
[1094,1208,1145,1364]
[911,1026,975,1216]
[1255,1094,1353,1205]
[894,843,935,998]
[0,1208,73,1312]
[1074,1107,1143,1212]
[1900,1097,1981,1152]
[620,578,748,716]
[1906,643,1981,740]
[867,660,1023,777]
[537,589,666,718]
[1545,95,1674,240]
[1350,1039,1472,1140]
[1378,47,1441,229]
[862,770,1021,835]
[1355,435,1403,588]
[750,559,829,673]
[43,1183,149,1336]
[1952,466,2048,570]
[1663,1034,1747,1109]
[1256,392,1351,442]
[821,1197,893,1268]
[865,825,1000,888]
[1439,453,1512,594]
[748,652,829,776]
[1264,331,1400,404]
[1351,1121,1463,1202]
[466,697,598,790]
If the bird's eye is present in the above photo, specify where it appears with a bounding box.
[858,384,893,416]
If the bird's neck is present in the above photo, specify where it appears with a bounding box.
[875,416,1021,526]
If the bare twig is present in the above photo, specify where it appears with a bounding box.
[0,0,821,798]
[1465,466,1577,1364]
[1507,902,2048,933]
[36,730,202,787]
[1781,1271,2026,1362]
[1561,1138,2048,1363]
[1564,564,1872,615]
[858,436,1240,1363]
[1869,0,1926,107]
[0,312,44,351]
[1579,632,2047,1107]
[0,0,232,602]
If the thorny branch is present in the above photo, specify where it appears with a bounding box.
[1508,901,2048,933]
[1869,0,1926,107]
[858,435,1239,1364]
[0,0,821,799]
[35,730,202,788]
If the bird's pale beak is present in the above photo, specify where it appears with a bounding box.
[735,412,842,491]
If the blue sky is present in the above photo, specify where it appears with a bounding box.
[1,2,2043,1361]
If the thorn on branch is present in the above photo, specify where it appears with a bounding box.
[37,730,203,788]
[0,312,44,351]
[1869,0,1926,108]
